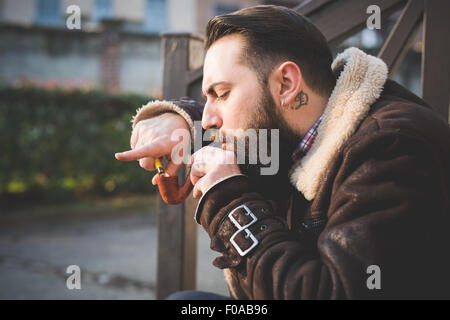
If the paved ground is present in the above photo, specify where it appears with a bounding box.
[0,197,229,299]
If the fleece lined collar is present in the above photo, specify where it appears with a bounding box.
[289,47,388,201]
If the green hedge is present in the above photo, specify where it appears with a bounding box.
[0,85,157,206]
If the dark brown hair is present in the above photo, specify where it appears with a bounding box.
[205,5,336,96]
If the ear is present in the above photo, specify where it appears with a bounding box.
[270,61,303,108]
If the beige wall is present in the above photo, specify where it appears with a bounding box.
[63,0,147,23]
[167,0,197,32]
[196,0,263,35]
[1,0,35,25]
[113,0,145,22]
[213,0,261,8]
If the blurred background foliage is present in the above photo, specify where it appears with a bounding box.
[0,84,157,208]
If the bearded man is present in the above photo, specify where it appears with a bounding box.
[116,5,450,299]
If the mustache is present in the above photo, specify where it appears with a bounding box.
[208,129,239,151]
[208,128,270,153]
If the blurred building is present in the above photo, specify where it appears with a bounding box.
[0,0,298,33]
[0,0,421,96]
[0,0,294,96]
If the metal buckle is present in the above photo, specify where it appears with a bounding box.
[230,229,259,256]
[228,205,259,256]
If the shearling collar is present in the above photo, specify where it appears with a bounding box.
[289,47,388,201]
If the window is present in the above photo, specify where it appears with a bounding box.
[35,0,63,25]
[93,0,112,22]
[144,0,167,33]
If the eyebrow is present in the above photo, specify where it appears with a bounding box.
[203,81,229,96]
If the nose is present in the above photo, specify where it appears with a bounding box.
[202,102,222,130]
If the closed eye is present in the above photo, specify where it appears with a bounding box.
[217,91,230,101]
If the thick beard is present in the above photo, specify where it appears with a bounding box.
[218,87,300,200]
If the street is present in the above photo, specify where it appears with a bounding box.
[0,198,229,299]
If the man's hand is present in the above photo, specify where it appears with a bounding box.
[115,113,190,179]
[188,146,241,198]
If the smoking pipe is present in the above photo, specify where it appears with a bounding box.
[153,157,193,204]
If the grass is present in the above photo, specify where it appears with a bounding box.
[0,193,159,223]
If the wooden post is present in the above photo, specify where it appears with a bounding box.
[295,0,406,47]
[421,0,450,121]
[377,0,424,75]
[294,0,448,121]
[156,33,203,299]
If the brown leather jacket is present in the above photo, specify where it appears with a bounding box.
[132,48,450,299]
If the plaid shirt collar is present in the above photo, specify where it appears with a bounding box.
[291,113,324,162]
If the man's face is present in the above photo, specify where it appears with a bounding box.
[202,34,262,132]
[202,34,299,196]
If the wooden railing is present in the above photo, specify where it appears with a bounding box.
[156,33,204,299]
[156,0,450,299]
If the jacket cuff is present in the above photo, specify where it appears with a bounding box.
[131,99,196,144]
[194,175,289,269]
[194,174,250,224]
[194,173,248,224]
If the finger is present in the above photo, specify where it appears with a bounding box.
[192,172,216,199]
[192,178,204,198]
[191,161,208,177]
[133,139,146,160]
[189,161,207,186]
[139,157,156,172]
[189,148,211,170]
[193,186,201,198]
[192,145,230,165]
[190,172,200,186]
[152,174,158,186]
[115,137,166,162]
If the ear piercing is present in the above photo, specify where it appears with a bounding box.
[281,99,288,110]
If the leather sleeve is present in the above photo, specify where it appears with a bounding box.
[195,129,450,299]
